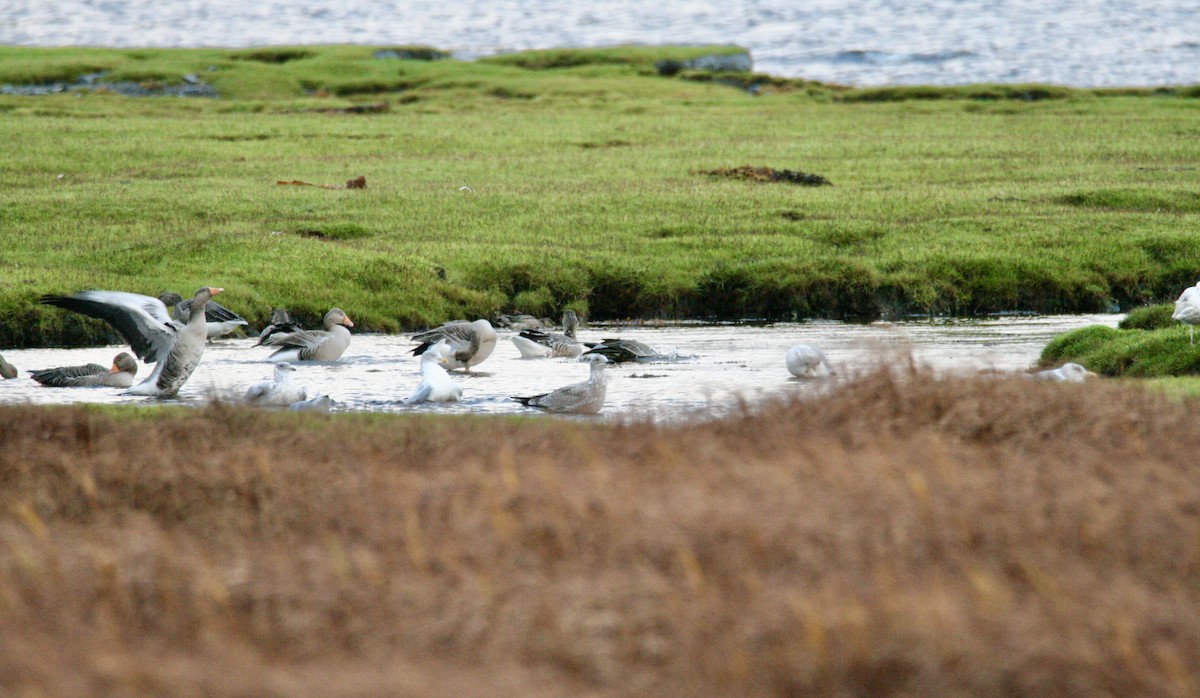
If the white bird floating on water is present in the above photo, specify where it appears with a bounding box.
[289,394,332,412]
[511,310,584,358]
[259,307,355,362]
[244,361,309,407]
[785,344,834,378]
[29,352,139,388]
[1173,282,1200,345]
[404,341,463,404]
[1033,362,1098,383]
[512,353,609,414]
[410,319,497,372]
[40,286,223,398]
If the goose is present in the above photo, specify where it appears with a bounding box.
[1034,362,1097,383]
[29,352,138,388]
[244,361,308,406]
[0,354,16,379]
[40,286,223,397]
[512,353,609,414]
[259,307,354,362]
[256,308,302,346]
[1173,282,1200,345]
[410,319,497,371]
[786,344,834,378]
[511,310,584,358]
[404,341,463,404]
[582,337,663,363]
[158,291,249,340]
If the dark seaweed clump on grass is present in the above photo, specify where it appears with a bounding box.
[230,48,315,64]
[700,165,832,186]
[373,46,451,61]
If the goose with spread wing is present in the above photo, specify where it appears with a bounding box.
[410,319,497,371]
[158,291,249,340]
[40,286,223,397]
[258,307,354,362]
[29,352,138,388]
[511,310,583,358]
[512,354,610,414]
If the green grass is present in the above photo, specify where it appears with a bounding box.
[2,45,1200,346]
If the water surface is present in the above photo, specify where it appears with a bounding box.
[0,315,1118,422]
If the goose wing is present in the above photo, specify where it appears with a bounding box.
[410,321,474,356]
[40,290,178,363]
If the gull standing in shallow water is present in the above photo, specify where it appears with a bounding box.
[1034,363,1098,383]
[259,307,354,362]
[511,310,584,358]
[29,352,138,388]
[1173,282,1200,345]
[404,341,463,404]
[244,362,308,406]
[410,319,497,372]
[786,344,834,378]
[40,286,223,398]
[512,353,609,414]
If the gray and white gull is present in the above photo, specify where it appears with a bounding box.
[404,340,463,404]
[244,361,308,406]
[512,353,609,414]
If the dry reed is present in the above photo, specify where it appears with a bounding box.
[1,369,1198,696]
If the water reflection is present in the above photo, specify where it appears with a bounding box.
[0,315,1119,422]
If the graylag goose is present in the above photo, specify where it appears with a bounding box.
[256,308,302,346]
[582,337,664,363]
[259,307,354,362]
[40,286,223,397]
[29,352,138,388]
[785,344,834,378]
[410,319,497,371]
[511,310,583,358]
[0,354,16,379]
[158,291,249,340]
[512,354,609,414]
[244,361,308,406]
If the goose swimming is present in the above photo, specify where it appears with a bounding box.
[256,307,302,346]
[511,310,584,358]
[40,286,223,397]
[1033,362,1097,383]
[404,341,463,404]
[158,291,249,340]
[785,344,834,378]
[512,353,609,414]
[244,361,308,406]
[259,307,354,362]
[1173,282,1200,345]
[410,319,497,371]
[29,352,138,388]
[582,337,663,363]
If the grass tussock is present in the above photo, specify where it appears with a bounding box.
[1,372,1199,695]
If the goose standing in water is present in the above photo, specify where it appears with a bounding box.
[0,354,16,379]
[258,307,354,362]
[404,341,463,404]
[29,352,138,388]
[158,291,249,340]
[244,362,308,406]
[40,286,224,398]
[512,354,610,414]
[1173,282,1200,345]
[410,319,497,372]
[511,310,584,358]
[786,344,834,378]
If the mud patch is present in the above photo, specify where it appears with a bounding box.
[699,165,832,186]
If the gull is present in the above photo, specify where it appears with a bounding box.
[244,361,308,406]
[410,319,497,371]
[289,394,332,412]
[259,307,354,362]
[511,310,584,358]
[1034,363,1098,383]
[1173,283,1200,345]
[786,344,834,378]
[404,341,463,404]
[29,352,138,388]
[40,286,224,397]
[512,353,609,414]
[158,291,249,340]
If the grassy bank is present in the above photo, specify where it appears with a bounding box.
[2,45,1200,346]
[1,371,1198,695]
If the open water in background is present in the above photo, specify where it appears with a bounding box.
[2,0,1198,87]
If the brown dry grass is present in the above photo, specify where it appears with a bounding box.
[2,369,1199,697]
